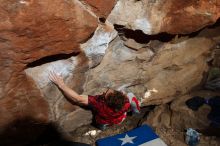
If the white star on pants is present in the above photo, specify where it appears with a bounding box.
[118,134,137,145]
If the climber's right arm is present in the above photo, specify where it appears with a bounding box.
[49,72,88,106]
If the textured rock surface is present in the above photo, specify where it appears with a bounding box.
[25,24,117,132]
[124,39,146,50]
[0,0,98,98]
[142,38,214,105]
[0,0,114,144]
[80,0,116,17]
[0,0,220,145]
[143,90,220,146]
[83,37,216,106]
[108,0,220,34]
[81,22,118,68]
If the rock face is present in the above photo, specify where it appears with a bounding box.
[83,37,215,106]
[0,0,98,99]
[80,0,116,17]
[0,0,220,145]
[0,0,115,145]
[108,0,220,34]
[25,24,117,132]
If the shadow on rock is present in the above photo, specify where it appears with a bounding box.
[0,117,90,146]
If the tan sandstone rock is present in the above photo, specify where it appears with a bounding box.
[0,0,220,145]
[25,23,117,132]
[124,39,147,50]
[83,36,216,106]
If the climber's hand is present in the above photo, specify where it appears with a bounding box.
[49,71,65,88]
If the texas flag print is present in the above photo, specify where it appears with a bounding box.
[96,125,167,146]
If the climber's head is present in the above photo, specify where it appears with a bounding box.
[103,89,127,111]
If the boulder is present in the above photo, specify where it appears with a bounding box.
[80,0,116,18]
[83,37,216,106]
[142,38,216,105]
[0,0,99,98]
[108,0,220,34]
[0,0,114,144]
[0,0,220,144]
[25,23,117,132]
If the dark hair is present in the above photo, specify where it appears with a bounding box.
[105,90,127,112]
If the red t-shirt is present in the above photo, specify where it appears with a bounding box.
[88,95,130,125]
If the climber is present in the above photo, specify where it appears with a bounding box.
[49,72,140,130]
